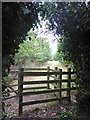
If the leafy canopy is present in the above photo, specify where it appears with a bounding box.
[15,30,52,66]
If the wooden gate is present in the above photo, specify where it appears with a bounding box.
[18,67,76,115]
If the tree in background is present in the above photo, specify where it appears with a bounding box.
[15,30,51,67]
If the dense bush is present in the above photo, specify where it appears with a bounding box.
[41,2,90,114]
[2,2,41,76]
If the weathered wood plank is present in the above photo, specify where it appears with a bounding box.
[22,71,75,76]
[59,69,62,102]
[5,84,18,94]
[24,68,47,70]
[21,97,68,106]
[3,95,18,100]
[9,90,18,93]
[22,79,76,85]
[67,68,71,102]
[10,79,76,87]
[11,84,18,87]
[10,70,19,73]
[23,86,47,90]
[18,68,23,115]
[47,66,50,89]
[62,87,77,91]
[20,87,76,96]
[21,88,61,96]
[50,69,56,72]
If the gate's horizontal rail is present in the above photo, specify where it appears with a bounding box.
[21,71,75,76]
[23,86,47,90]
[10,70,19,73]
[11,84,18,87]
[21,79,76,85]
[50,69,56,72]
[20,88,76,96]
[10,68,47,73]
[21,97,68,106]
[9,90,18,93]
[3,95,18,100]
[24,68,47,70]
[21,88,61,96]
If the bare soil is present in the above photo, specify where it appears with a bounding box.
[4,94,76,119]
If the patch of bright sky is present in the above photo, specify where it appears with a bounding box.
[35,17,59,55]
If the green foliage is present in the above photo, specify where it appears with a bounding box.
[56,36,74,67]
[2,74,13,97]
[15,30,51,66]
[41,2,90,113]
[52,52,59,61]
[6,111,17,119]
[3,74,13,85]
[2,2,41,77]
[2,113,7,120]
[2,111,17,120]
[57,105,77,120]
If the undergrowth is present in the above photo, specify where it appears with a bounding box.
[57,105,77,120]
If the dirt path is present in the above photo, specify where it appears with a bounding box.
[4,96,76,119]
[43,61,66,70]
[4,61,76,119]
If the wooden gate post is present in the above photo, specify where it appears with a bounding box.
[47,66,50,89]
[55,67,58,78]
[59,69,62,102]
[67,68,71,102]
[54,67,58,89]
[18,68,24,115]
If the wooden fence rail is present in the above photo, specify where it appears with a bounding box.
[18,67,76,115]
[20,71,75,76]
[3,66,76,115]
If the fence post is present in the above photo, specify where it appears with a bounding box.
[67,68,71,102]
[47,66,50,89]
[18,68,24,115]
[55,67,58,78]
[59,69,62,102]
[54,67,58,89]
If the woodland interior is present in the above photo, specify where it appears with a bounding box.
[2,2,90,120]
